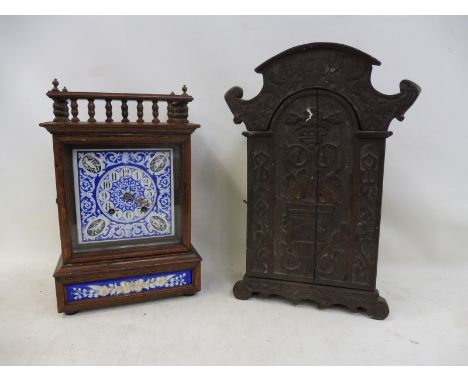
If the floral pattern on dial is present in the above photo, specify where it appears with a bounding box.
[96,165,157,223]
[73,149,174,243]
[66,270,191,301]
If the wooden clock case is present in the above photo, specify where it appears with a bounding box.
[41,80,201,314]
[225,43,421,319]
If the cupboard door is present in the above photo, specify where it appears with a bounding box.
[272,89,318,281]
[271,88,362,287]
[314,89,357,286]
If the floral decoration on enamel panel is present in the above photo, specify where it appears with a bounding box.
[66,270,192,301]
[73,149,174,243]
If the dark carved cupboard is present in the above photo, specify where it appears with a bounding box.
[225,43,420,319]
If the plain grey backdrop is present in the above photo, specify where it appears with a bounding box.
[0,16,467,365]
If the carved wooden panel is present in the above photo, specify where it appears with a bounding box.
[351,140,386,288]
[226,43,421,319]
[246,137,274,274]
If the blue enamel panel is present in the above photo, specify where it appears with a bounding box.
[73,149,174,243]
[65,270,192,302]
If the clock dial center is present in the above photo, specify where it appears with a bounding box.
[96,164,157,224]
[122,192,149,207]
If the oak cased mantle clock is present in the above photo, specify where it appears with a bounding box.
[41,80,201,314]
[225,43,421,319]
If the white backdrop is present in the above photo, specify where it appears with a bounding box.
[0,16,467,365]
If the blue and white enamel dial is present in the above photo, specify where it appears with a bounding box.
[73,149,174,244]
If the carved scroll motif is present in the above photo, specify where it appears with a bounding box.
[225,43,420,133]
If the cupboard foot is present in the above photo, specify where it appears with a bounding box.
[367,296,389,320]
[233,279,252,300]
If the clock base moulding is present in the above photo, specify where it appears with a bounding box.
[54,246,201,314]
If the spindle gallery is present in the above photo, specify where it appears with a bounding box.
[41,80,202,314]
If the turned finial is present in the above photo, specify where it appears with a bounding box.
[182,85,187,95]
[62,87,68,92]
[51,79,60,92]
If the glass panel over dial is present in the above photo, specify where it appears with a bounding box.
[73,148,174,244]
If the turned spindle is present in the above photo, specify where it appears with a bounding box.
[70,99,79,122]
[137,100,144,122]
[152,101,159,123]
[50,80,61,122]
[167,92,175,123]
[172,85,189,123]
[121,100,129,122]
[51,80,69,122]
[88,99,96,122]
[172,102,189,123]
[60,87,69,121]
[105,99,113,122]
